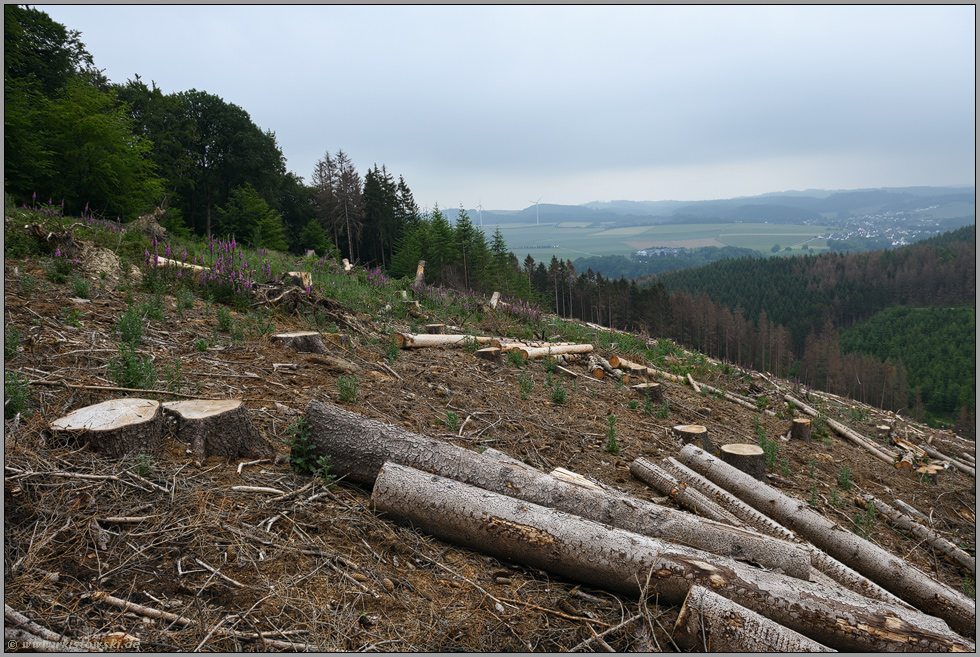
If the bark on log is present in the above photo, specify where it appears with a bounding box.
[630,382,663,403]
[719,444,766,481]
[858,494,975,575]
[392,332,492,349]
[791,417,812,443]
[657,457,916,608]
[373,462,972,652]
[162,399,271,460]
[673,585,835,652]
[304,400,811,578]
[271,331,327,354]
[49,398,162,458]
[677,444,976,636]
[518,344,594,360]
[629,459,743,527]
[784,394,899,466]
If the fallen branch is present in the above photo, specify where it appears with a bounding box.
[29,379,211,400]
[87,591,194,626]
[568,614,643,652]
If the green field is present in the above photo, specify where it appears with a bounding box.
[492,221,831,262]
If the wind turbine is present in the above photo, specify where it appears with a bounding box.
[477,200,484,227]
[530,196,542,225]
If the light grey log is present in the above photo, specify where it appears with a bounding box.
[629,458,743,527]
[784,394,898,466]
[658,457,913,608]
[304,400,811,578]
[162,399,271,460]
[373,462,973,653]
[859,494,975,575]
[677,444,976,637]
[673,585,835,652]
[49,398,162,458]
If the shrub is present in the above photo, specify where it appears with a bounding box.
[4,370,30,418]
[115,306,144,346]
[108,343,156,389]
[837,465,853,491]
[655,401,670,419]
[286,418,335,486]
[338,375,359,403]
[70,274,90,299]
[550,378,567,404]
[627,399,639,410]
[518,371,534,400]
[506,349,525,368]
[605,415,620,454]
[5,326,21,362]
[45,256,71,283]
[18,274,38,298]
[216,305,234,332]
[176,287,195,314]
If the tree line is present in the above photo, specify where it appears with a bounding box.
[4,5,423,264]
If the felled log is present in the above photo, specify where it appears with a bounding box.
[585,354,620,380]
[656,456,911,608]
[719,444,766,480]
[271,331,327,354]
[791,418,812,443]
[677,444,976,636]
[784,394,898,467]
[307,353,360,375]
[629,459,743,527]
[672,585,835,652]
[919,442,975,478]
[304,400,811,578]
[896,452,915,469]
[892,437,927,460]
[518,344,594,360]
[162,399,271,460]
[858,494,975,575]
[49,398,162,458]
[701,381,777,417]
[373,462,973,652]
[392,332,493,349]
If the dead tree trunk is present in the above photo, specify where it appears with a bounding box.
[858,494,975,575]
[373,462,973,652]
[271,331,327,354]
[791,418,812,443]
[672,585,835,652]
[677,444,976,637]
[162,400,271,460]
[657,457,915,608]
[303,400,811,578]
[719,444,766,480]
[49,398,162,458]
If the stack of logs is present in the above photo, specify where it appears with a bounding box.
[300,400,975,652]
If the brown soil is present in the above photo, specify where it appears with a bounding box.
[3,257,975,652]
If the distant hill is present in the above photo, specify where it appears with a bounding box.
[447,186,974,226]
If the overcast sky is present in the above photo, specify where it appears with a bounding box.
[39,5,976,211]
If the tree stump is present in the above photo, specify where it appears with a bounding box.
[719,444,766,481]
[413,260,425,287]
[271,331,328,354]
[673,425,716,455]
[162,400,271,460]
[896,452,915,469]
[790,418,812,443]
[632,382,663,403]
[475,347,502,364]
[285,271,312,288]
[876,425,893,441]
[49,398,163,458]
[424,324,445,334]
